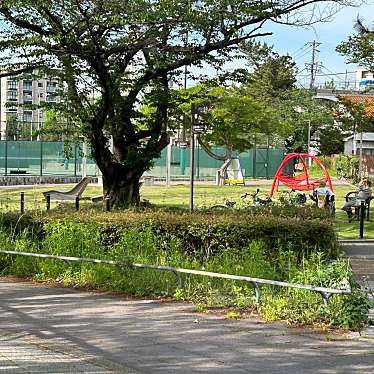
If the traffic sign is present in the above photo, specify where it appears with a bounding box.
[175,140,189,148]
[193,124,207,134]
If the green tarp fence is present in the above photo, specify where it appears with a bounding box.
[0,141,284,178]
[146,145,284,178]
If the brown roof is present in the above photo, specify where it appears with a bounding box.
[340,95,374,116]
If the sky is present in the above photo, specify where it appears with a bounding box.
[190,1,374,90]
[254,1,374,89]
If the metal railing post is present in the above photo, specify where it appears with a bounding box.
[75,196,80,211]
[40,139,43,176]
[46,194,51,211]
[20,192,24,214]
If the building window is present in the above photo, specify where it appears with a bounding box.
[46,94,57,102]
[7,90,18,101]
[38,82,43,87]
[362,71,370,79]
[23,94,33,103]
[7,80,18,90]
[23,80,32,91]
[23,111,33,123]
[47,81,57,93]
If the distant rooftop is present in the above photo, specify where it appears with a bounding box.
[339,95,374,116]
[344,132,374,142]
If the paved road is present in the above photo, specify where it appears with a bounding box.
[1,279,373,374]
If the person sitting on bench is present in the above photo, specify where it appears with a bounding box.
[310,180,334,209]
[342,179,372,222]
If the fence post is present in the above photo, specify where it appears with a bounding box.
[105,198,110,212]
[75,196,80,211]
[359,200,365,239]
[40,139,43,176]
[46,194,50,211]
[20,192,24,214]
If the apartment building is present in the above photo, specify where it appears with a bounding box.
[0,75,59,140]
[356,69,374,91]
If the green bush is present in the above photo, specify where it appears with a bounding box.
[335,155,360,183]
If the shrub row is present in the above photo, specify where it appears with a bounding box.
[0,210,340,264]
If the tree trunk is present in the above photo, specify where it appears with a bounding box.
[102,168,143,208]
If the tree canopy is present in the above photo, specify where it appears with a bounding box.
[238,45,335,153]
[0,0,355,206]
[337,18,374,71]
[172,82,286,160]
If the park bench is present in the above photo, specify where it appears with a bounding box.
[43,176,92,201]
[345,191,373,221]
[9,170,27,174]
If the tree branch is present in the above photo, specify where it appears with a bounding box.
[197,136,227,161]
[0,7,51,36]
[0,65,42,78]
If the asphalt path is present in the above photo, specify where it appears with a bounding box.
[0,278,373,374]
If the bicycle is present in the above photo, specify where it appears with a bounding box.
[207,189,272,212]
[240,188,272,208]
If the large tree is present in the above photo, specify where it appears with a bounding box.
[171,83,286,161]
[0,0,355,207]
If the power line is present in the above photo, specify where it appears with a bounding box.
[296,71,356,78]
[292,46,312,60]
[288,44,310,57]
[320,65,348,83]
[293,49,313,64]
[296,67,308,75]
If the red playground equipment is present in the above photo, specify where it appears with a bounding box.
[270,153,333,197]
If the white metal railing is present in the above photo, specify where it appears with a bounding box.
[0,250,352,306]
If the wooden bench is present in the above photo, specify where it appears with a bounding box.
[9,170,27,174]
[43,177,92,201]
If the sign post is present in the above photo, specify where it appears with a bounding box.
[189,104,208,212]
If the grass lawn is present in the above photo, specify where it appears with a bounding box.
[0,179,371,239]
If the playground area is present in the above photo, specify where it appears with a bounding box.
[0,151,371,238]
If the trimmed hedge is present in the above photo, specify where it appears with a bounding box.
[0,210,340,263]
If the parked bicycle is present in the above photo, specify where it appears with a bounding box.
[240,188,272,207]
[208,189,272,212]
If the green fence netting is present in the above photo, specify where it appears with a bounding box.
[0,141,284,178]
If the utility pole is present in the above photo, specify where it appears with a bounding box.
[306,40,321,91]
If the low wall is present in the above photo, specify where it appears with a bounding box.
[0,176,98,186]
